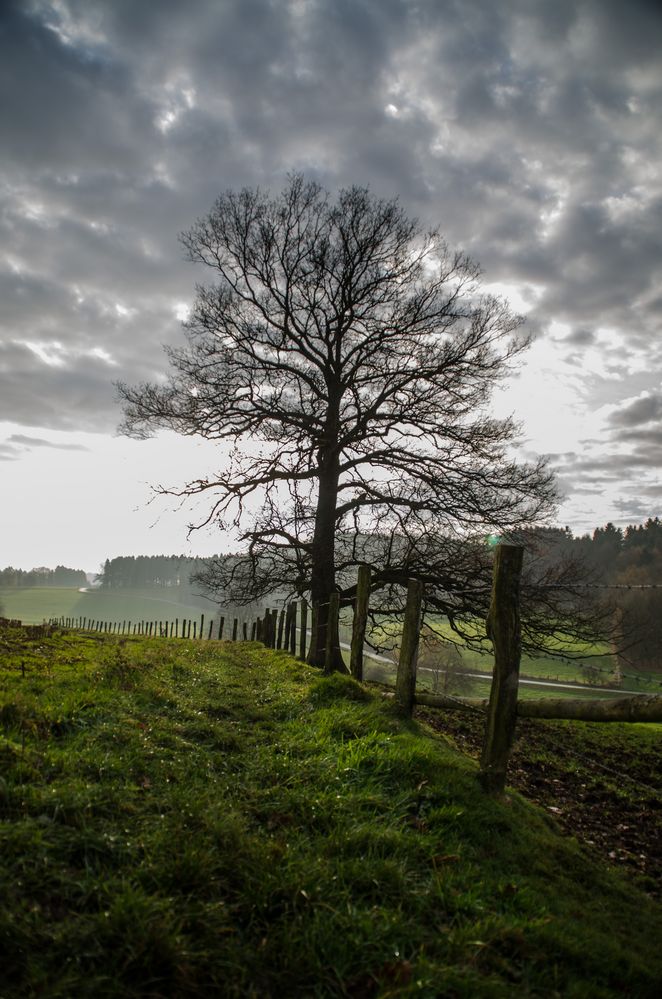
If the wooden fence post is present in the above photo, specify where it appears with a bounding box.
[350,565,371,681]
[299,598,308,661]
[218,616,224,640]
[288,602,297,655]
[277,609,285,649]
[478,544,524,795]
[232,618,238,641]
[394,579,423,716]
[324,592,341,674]
[306,602,319,666]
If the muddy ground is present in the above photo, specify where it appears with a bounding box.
[416,706,662,898]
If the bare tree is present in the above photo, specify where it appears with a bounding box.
[118,174,557,668]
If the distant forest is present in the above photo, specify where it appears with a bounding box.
[97,555,216,590]
[567,517,662,669]
[0,565,87,588]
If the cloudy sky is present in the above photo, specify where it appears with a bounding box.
[2,0,661,573]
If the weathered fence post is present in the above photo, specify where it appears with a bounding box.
[232,618,238,641]
[478,543,524,795]
[306,602,319,666]
[394,579,423,716]
[299,598,308,661]
[350,564,371,681]
[277,609,285,649]
[324,592,341,674]
[218,616,224,640]
[288,602,297,655]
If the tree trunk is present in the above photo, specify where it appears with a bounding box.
[307,459,345,670]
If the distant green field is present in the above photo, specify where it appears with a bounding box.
[358,614,655,691]
[0,586,213,627]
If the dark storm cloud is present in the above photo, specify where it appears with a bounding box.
[1,0,661,520]
[608,393,662,428]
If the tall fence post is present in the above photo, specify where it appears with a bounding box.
[350,564,371,681]
[288,602,297,655]
[299,598,308,661]
[478,544,524,795]
[324,590,340,673]
[277,609,285,649]
[307,602,319,666]
[394,579,423,716]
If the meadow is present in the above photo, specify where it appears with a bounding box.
[1,623,661,996]
[0,586,213,629]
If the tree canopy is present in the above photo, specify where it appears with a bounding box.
[118,175,572,667]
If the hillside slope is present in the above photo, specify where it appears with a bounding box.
[1,627,661,997]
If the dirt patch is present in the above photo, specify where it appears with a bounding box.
[416,706,662,897]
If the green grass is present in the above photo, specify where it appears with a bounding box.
[0,587,87,623]
[1,626,661,996]
[0,586,211,628]
[360,614,661,695]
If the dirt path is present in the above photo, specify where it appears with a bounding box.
[416,706,662,898]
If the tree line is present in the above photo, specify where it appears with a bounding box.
[97,555,217,589]
[0,565,87,588]
[570,518,662,670]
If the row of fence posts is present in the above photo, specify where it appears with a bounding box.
[54,613,222,640]
[52,600,311,659]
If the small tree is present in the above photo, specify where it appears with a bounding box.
[118,175,556,668]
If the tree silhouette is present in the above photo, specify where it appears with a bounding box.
[118,175,556,668]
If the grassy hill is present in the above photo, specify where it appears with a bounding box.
[1,625,661,996]
[0,586,212,628]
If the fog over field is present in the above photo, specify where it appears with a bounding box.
[1,0,661,571]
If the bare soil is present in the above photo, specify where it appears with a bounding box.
[416,706,662,898]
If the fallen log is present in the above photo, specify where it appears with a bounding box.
[515,693,662,723]
[414,691,662,723]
